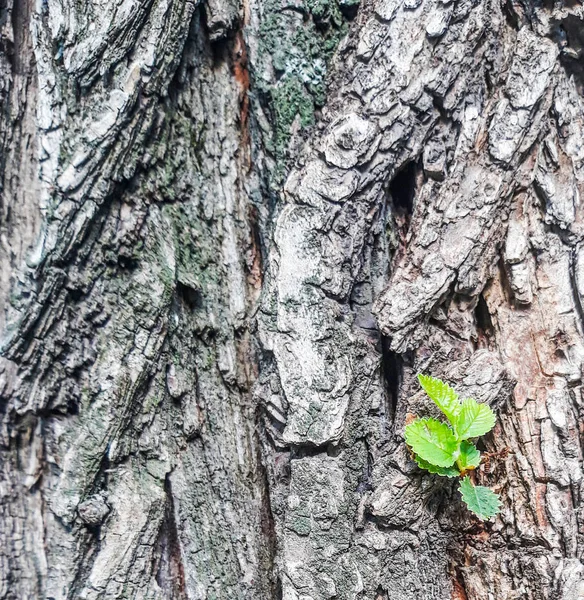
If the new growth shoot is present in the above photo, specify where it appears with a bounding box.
[405,375,500,520]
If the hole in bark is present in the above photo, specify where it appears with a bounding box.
[176,282,203,310]
[67,399,79,415]
[386,161,419,260]
[155,477,187,599]
[339,1,359,20]
[502,0,524,30]
[551,14,584,92]
[117,254,139,271]
[474,294,494,344]
[67,288,84,302]
[388,161,417,218]
[200,6,238,65]
[289,443,341,458]
[381,336,401,423]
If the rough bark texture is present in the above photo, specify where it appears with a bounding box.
[1,0,583,598]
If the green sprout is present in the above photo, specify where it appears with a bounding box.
[405,374,501,520]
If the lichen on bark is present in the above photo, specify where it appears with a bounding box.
[249,0,357,176]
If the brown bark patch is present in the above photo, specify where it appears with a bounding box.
[452,576,468,600]
[232,31,251,168]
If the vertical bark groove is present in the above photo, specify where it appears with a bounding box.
[1,0,584,598]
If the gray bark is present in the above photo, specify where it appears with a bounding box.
[1,0,583,598]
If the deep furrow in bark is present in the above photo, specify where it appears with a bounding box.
[1,0,584,598]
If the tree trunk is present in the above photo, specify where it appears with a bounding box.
[1,0,583,597]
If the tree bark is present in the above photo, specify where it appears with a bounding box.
[1,0,583,598]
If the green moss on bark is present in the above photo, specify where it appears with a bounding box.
[255,0,356,177]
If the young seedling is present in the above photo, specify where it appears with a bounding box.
[405,374,501,520]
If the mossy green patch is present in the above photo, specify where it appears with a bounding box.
[272,78,316,157]
[256,0,356,178]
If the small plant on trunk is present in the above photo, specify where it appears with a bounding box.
[405,374,500,520]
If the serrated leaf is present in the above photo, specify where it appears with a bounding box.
[405,417,459,467]
[454,398,496,440]
[457,441,481,471]
[459,476,500,520]
[417,374,461,425]
[415,455,460,478]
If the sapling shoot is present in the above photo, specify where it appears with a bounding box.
[405,374,501,520]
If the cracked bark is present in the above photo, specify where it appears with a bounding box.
[1,0,584,599]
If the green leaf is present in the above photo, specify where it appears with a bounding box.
[414,455,460,478]
[457,441,481,471]
[417,374,461,425]
[459,476,500,520]
[405,417,459,467]
[454,398,496,440]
